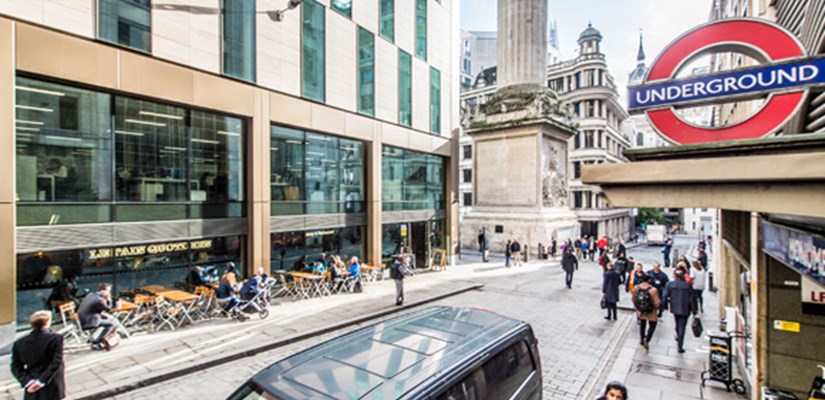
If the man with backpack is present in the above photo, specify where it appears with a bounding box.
[510,239,522,267]
[390,256,411,306]
[632,274,661,350]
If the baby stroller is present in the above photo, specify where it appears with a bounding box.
[230,278,276,322]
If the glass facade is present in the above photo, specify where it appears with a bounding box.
[398,50,412,127]
[430,67,441,134]
[379,0,394,42]
[16,235,243,327]
[302,0,326,102]
[271,227,364,272]
[98,0,152,52]
[415,0,427,60]
[381,146,444,211]
[331,0,352,18]
[357,27,375,117]
[15,76,245,225]
[222,0,256,82]
[381,219,444,267]
[271,125,365,215]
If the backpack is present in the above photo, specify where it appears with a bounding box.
[634,287,654,313]
[511,242,520,252]
[390,261,402,280]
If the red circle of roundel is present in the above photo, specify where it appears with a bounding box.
[646,20,806,145]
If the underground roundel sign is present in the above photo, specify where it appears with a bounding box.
[627,19,825,145]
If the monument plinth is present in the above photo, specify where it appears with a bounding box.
[460,0,580,256]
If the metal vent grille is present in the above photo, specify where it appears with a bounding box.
[113,221,189,245]
[16,225,115,253]
[271,214,368,233]
[195,219,247,238]
[271,216,307,233]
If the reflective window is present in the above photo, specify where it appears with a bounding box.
[358,27,375,117]
[398,50,412,126]
[415,0,427,60]
[302,0,326,102]
[331,0,352,18]
[271,126,365,215]
[189,111,244,204]
[430,67,441,134]
[379,0,394,42]
[114,97,187,202]
[222,0,256,82]
[382,146,444,211]
[98,0,152,52]
[15,77,113,203]
[271,227,364,272]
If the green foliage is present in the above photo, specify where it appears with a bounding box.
[638,208,666,225]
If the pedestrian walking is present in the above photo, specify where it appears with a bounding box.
[77,283,118,350]
[550,238,558,259]
[510,239,522,267]
[390,256,411,306]
[579,237,587,261]
[662,268,698,353]
[691,260,707,313]
[588,236,596,261]
[595,381,628,400]
[598,252,611,271]
[597,236,609,257]
[617,239,626,259]
[561,248,578,289]
[697,247,708,269]
[662,238,673,268]
[647,262,669,318]
[477,228,489,263]
[11,311,65,400]
[626,261,643,292]
[632,274,661,350]
[614,253,628,284]
[504,239,512,268]
[602,262,621,321]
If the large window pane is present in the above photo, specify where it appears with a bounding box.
[271,231,306,271]
[340,138,364,213]
[331,0,352,17]
[15,77,113,203]
[302,0,326,102]
[271,126,305,215]
[190,111,244,203]
[415,0,427,60]
[380,0,394,42]
[398,50,412,126]
[114,97,187,202]
[305,133,340,214]
[357,27,375,117]
[98,0,151,52]
[222,0,256,82]
[382,146,444,211]
[430,67,441,134]
[403,151,427,209]
[381,146,404,211]
[426,154,445,209]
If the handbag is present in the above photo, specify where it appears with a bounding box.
[600,297,607,310]
[691,316,704,338]
[102,331,121,351]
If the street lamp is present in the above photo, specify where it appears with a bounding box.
[267,0,302,22]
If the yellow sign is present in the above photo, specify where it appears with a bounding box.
[87,239,213,260]
[400,224,407,237]
[773,320,801,333]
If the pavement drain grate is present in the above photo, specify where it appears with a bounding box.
[635,362,702,382]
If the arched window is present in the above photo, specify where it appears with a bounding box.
[636,132,644,146]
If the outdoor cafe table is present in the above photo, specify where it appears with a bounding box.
[286,272,326,298]
[138,286,200,327]
[108,300,138,338]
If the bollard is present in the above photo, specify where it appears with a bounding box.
[538,243,545,260]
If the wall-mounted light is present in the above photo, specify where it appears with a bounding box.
[267,0,303,22]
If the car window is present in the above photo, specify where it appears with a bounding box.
[436,340,535,400]
[227,382,283,400]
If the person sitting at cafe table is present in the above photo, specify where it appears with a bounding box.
[77,283,119,351]
[216,273,240,311]
[222,262,239,286]
[349,256,362,293]
[186,266,208,290]
[46,275,81,309]
[315,253,329,269]
[291,255,308,272]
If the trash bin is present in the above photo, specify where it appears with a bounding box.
[761,387,798,400]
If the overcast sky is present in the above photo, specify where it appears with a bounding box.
[461,0,714,105]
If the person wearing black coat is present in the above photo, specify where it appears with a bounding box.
[12,311,65,400]
[663,268,698,353]
[602,263,621,321]
[561,248,578,289]
[647,262,670,317]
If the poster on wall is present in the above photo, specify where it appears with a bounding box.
[801,274,825,316]
[763,222,825,288]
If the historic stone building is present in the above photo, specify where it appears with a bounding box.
[460,23,633,241]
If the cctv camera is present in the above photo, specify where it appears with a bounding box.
[287,0,303,9]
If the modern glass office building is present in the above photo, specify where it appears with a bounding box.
[0,0,459,343]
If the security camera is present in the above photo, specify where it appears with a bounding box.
[287,0,303,9]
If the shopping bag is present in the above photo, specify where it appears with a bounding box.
[691,316,704,338]
[102,331,121,351]
[600,297,607,310]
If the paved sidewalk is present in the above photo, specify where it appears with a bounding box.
[605,286,745,400]
[0,261,515,399]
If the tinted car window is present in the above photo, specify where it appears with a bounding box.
[437,340,535,400]
[227,382,282,400]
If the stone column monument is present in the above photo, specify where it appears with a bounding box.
[460,0,580,258]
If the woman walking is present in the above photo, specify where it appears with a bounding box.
[691,260,707,312]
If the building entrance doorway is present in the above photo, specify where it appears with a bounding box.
[410,221,427,268]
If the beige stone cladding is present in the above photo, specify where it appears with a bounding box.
[474,133,538,207]
[151,0,220,73]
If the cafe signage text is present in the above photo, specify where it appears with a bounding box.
[87,239,213,260]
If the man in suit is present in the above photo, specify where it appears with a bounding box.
[12,311,65,399]
[663,268,698,353]
[77,283,116,350]
[561,248,578,289]
[602,262,621,321]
